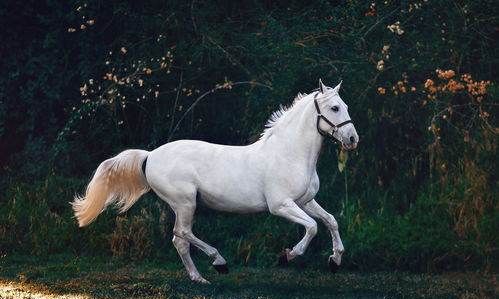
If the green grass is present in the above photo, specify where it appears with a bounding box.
[0,254,496,299]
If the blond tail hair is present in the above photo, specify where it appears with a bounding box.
[71,149,150,227]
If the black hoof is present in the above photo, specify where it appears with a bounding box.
[328,257,339,273]
[213,264,229,274]
[278,251,288,267]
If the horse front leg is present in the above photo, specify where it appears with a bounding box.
[268,198,318,264]
[302,199,344,272]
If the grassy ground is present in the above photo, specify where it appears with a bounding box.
[0,254,496,299]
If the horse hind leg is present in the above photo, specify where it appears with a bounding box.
[172,235,208,283]
[172,203,229,276]
[180,230,228,274]
[151,184,208,283]
[153,181,228,281]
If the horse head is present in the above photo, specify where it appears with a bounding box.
[314,79,358,150]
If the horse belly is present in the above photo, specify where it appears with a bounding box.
[198,185,268,213]
[197,170,267,213]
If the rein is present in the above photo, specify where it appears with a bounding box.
[313,93,353,141]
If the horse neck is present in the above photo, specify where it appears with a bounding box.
[268,98,324,167]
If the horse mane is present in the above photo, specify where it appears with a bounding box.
[260,92,309,140]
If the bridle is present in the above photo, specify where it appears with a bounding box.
[313,92,353,141]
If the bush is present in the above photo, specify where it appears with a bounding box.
[344,190,497,272]
[0,176,82,255]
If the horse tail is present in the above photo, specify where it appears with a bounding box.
[71,149,150,227]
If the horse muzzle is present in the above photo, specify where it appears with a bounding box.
[341,132,358,151]
[341,141,358,151]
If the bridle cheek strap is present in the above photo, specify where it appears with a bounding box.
[313,97,353,140]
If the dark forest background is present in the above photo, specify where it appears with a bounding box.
[0,0,497,273]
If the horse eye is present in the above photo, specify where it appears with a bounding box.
[332,106,339,112]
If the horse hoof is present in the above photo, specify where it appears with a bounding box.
[278,250,288,267]
[191,276,210,284]
[328,256,339,273]
[213,264,229,274]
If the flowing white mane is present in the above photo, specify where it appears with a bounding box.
[260,92,310,140]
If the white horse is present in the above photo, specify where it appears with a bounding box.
[72,79,358,283]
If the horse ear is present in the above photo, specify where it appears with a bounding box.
[332,80,342,94]
[318,78,327,93]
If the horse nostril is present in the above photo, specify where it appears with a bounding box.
[349,136,355,143]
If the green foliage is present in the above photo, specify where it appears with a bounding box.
[343,192,494,271]
[0,176,82,255]
[1,177,496,272]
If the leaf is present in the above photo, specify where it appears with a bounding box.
[338,149,348,172]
